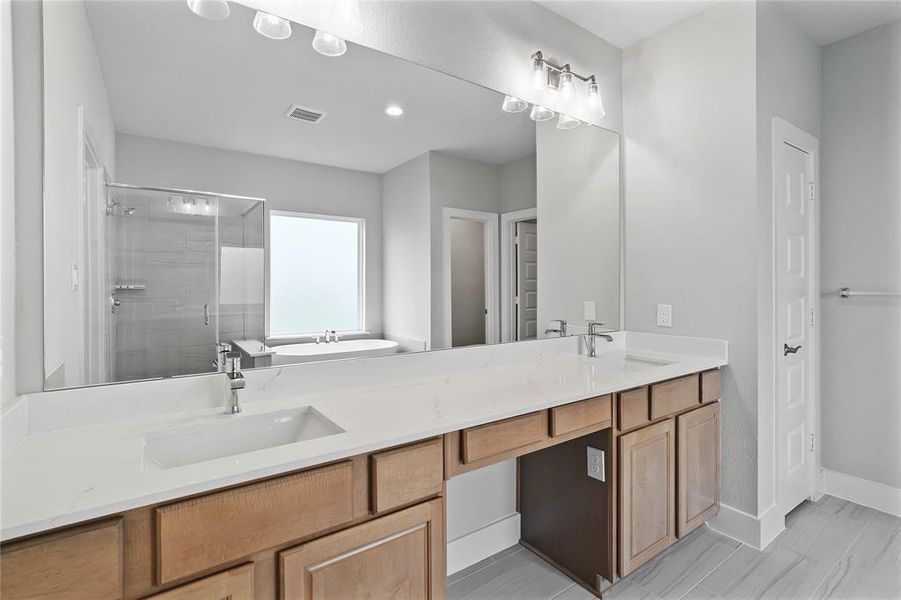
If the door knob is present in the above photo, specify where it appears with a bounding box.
[784,343,802,356]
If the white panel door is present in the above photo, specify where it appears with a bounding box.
[516,221,538,340]
[776,140,814,515]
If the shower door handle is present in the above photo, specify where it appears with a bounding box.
[203,304,210,326]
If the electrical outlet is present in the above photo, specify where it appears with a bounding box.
[583,300,596,321]
[657,304,672,328]
[587,447,605,482]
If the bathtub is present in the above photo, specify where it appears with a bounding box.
[271,339,400,365]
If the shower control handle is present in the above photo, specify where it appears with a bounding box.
[203,304,210,326]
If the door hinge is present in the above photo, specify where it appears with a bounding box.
[808,308,816,327]
[513,235,520,245]
[808,182,816,201]
[809,433,816,452]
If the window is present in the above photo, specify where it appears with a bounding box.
[269,212,364,336]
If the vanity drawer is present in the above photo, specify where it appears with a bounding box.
[0,519,123,600]
[550,395,612,437]
[145,563,253,599]
[701,369,722,404]
[618,387,650,431]
[156,461,354,584]
[461,411,548,464]
[650,374,700,420]
[371,438,444,513]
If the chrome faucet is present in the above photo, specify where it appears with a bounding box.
[224,351,245,414]
[584,322,614,357]
[213,342,232,372]
[545,319,568,337]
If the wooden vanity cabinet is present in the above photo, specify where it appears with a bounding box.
[144,564,254,600]
[618,419,676,576]
[280,498,445,600]
[677,402,720,537]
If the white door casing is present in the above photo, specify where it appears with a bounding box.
[515,221,538,340]
[774,118,819,517]
[500,208,537,342]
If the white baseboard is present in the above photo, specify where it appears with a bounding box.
[824,469,901,517]
[446,513,521,576]
[708,503,762,548]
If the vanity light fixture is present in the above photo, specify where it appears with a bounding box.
[253,11,292,40]
[586,80,606,119]
[501,95,528,113]
[556,114,581,130]
[186,0,230,21]
[385,105,404,117]
[312,30,347,57]
[529,104,555,122]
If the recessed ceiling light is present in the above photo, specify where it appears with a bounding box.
[385,105,404,117]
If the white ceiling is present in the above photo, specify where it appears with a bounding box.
[85,1,535,175]
[778,1,901,45]
[537,0,717,48]
[538,0,900,48]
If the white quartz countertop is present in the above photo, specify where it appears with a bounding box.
[1,333,726,541]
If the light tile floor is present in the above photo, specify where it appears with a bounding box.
[446,496,901,599]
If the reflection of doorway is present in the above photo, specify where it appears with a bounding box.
[501,208,538,342]
[442,208,499,348]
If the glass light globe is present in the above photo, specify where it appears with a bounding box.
[253,11,292,40]
[556,114,581,130]
[186,0,230,21]
[529,104,555,122]
[312,30,347,57]
[501,95,528,113]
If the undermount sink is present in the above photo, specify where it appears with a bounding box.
[593,354,674,372]
[143,406,344,469]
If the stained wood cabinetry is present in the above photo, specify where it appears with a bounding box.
[280,498,445,600]
[677,402,720,536]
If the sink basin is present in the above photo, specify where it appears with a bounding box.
[143,406,344,469]
[592,354,674,372]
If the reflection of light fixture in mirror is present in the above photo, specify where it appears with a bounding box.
[186,0,230,21]
[385,105,404,117]
[501,95,528,113]
[531,54,546,91]
[529,104,555,122]
[556,114,580,130]
[312,30,347,57]
[587,79,606,118]
[253,11,291,40]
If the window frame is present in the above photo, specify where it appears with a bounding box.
[266,210,366,340]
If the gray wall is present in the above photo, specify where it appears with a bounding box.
[116,134,384,337]
[821,21,901,489]
[498,154,537,214]
[0,0,14,410]
[754,1,822,515]
[624,1,759,514]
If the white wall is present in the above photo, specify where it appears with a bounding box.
[754,0,822,522]
[238,0,623,133]
[1,0,15,411]
[429,152,500,350]
[116,134,384,337]
[498,154,537,214]
[537,121,620,334]
[624,1,759,514]
[821,21,901,489]
[42,0,117,389]
[382,153,432,351]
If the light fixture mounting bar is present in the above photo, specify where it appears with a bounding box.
[531,51,596,84]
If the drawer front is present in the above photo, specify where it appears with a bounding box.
[701,369,722,404]
[0,519,123,600]
[156,461,354,584]
[145,564,253,600]
[371,438,444,513]
[618,387,650,431]
[550,395,612,437]
[650,374,700,420]
[461,411,547,464]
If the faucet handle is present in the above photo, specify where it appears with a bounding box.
[587,322,606,335]
[225,351,241,374]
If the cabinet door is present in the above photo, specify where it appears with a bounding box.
[677,402,720,537]
[619,419,676,576]
[280,498,445,600]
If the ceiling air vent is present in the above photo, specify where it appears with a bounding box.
[285,104,327,124]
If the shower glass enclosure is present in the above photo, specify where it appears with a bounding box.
[104,184,265,384]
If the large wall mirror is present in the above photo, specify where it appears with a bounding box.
[41,0,621,390]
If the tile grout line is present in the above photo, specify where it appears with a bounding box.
[675,541,744,599]
[798,504,879,600]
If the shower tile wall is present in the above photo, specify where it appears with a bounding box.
[111,192,217,381]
